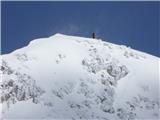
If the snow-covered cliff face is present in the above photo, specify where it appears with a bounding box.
[0,33,159,120]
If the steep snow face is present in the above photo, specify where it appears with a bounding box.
[0,33,159,120]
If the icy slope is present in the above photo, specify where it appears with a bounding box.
[0,33,159,120]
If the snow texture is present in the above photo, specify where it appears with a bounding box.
[0,33,159,120]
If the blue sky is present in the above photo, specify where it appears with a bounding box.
[1,1,160,57]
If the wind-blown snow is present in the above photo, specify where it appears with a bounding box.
[0,33,159,120]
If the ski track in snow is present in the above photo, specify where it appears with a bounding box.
[0,33,159,120]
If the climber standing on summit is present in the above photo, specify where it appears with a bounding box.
[92,32,96,39]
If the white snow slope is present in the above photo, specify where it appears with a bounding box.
[0,33,159,120]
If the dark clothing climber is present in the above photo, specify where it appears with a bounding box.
[92,32,96,39]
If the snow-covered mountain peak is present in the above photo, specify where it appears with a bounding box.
[50,33,72,38]
[0,34,159,120]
